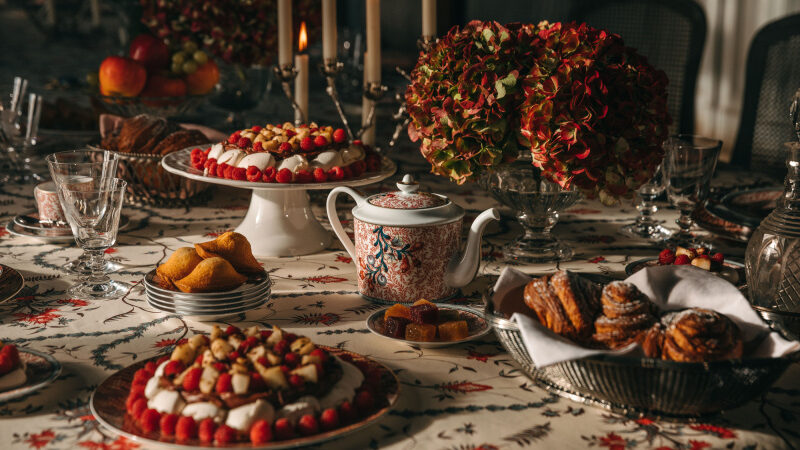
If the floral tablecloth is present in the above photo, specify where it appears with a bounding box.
[0,152,797,450]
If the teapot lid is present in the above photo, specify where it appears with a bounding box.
[367,174,447,209]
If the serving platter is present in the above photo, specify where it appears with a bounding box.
[0,349,62,403]
[366,304,492,348]
[90,347,400,449]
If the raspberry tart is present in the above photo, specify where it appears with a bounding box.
[120,325,392,446]
[0,341,25,391]
[189,122,382,184]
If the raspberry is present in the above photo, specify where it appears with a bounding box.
[133,368,151,385]
[140,408,161,433]
[279,365,291,375]
[213,362,227,372]
[310,348,329,362]
[204,158,216,170]
[338,400,356,422]
[297,414,319,436]
[191,152,206,170]
[246,166,262,182]
[658,248,676,265]
[240,336,259,353]
[289,374,305,389]
[256,356,269,367]
[260,330,273,340]
[253,141,263,152]
[251,126,262,132]
[198,418,217,443]
[313,135,328,148]
[206,160,218,176]
[232,167,247,181]
[333,128,346,143]
[352,139,362,146]
[711,252,725,264]
[350,160,366,177]
[126,392,144,413]
[320,408,339,431]
[365,153,381,172]
[163,360,184,377]
[216,163,228,178]
[175,416,197,442]
[673,254,691,265]
[160,413,179,436]
[182,367,203,391]
[225,165,238,179]
[327,166,344,181]
[225,325,241,336]
[275,123,283,128]
[313,167,327,182]
[273,339,289,355]
[342,165,353,179]
[249,419,273,444]
[250,372,265,391]
[279,142,292,153]
[294,169,313,183]
[129,383,145,399]
[285,129,297,137]
[214,424,236,444]
[274,417,294,440]
[276,168,293,183]
[262,166,277,182]
[216,372,233,393]
[227,132,240,144]
[228,351,241,361]
[300,136,314,152]
[284,352,300,367]
[190,147,203,159]
[237,137,252,148]
[355,390,374,412]
[130,397,148,420]
[194,354,204,366]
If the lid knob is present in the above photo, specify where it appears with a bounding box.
[397,174,419,195]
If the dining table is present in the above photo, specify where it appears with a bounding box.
[0,148,797,450]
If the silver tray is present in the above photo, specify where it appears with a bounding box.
[485,288,800,419]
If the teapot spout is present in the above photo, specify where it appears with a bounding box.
[444,208,500,288]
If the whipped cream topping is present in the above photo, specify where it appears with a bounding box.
[237,152,276,171]
[341,144,365,165]
[277,396,320,424]
[144,375,161,399]
[207,143,224,161]
[148,389,185,415]
[310,150,344,171]
[0,364,26,391]
[319,357,363,410]
[153,360,169,379]
[217,149,245,167]
[225,399,275,431]
[276,154,309,174]
[182,402,224,422]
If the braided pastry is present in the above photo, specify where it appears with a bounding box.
[661,308,743,362]
[523,271,601,340]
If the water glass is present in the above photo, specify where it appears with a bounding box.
[663,135,722,247]
[2,91,45,183]
[620,163,671,241]
[58,178,128,299]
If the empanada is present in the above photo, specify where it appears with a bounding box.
[156,247,203,289]
[194,231,263,274]
[173,257,247,293]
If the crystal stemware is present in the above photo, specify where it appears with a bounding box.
[663,135,722,247]
[2,92,46,183]
[46,149,119,275]
[58,177,128,299]
[620,163,672,241]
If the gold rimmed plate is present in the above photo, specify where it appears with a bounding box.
[366,304,492,348]
[0,349,61,403]
[0,264,25,304]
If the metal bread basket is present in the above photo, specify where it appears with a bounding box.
[486,288,799,419]
[113,150,212,208]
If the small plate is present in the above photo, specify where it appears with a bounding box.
[6,213,131,243]
[146,296,268,320]
[143,269,271,300]
[721,187,781,223]
[625,257,745,287]
[144,285,271,307]
[0,264,25,304]
[0,349,62,402]
[366,304,492,348]
[145,292,269,314]
[91,347,399,449]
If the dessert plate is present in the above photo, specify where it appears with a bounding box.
[6,213,131,243]
[145,293,268,314]
[366,304,492,348]
[144,285,271,307]
[90,347,400,449]
[0,349,61,402]
[625,257,745,287]
[721,187,781,225]
[0,264,25,304]
[143,269,271,300]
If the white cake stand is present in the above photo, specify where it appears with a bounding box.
[162,147,396,257]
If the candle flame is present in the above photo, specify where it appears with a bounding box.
[298,22,308,52]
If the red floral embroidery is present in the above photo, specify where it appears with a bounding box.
[634,417,654,426]
[305,275,347,284]
[588,256,606,263]
[0,228,9,238]
[104,248,117,254]
[439,381,492,393]
[689,424,736,439]
[598,432,627,450]
[79,414,96,421]
[475,445,499,450]
[153,338,176,348]
[58,298,88,307]
[24,429,56,449]
[335,254,352,264]
[78,436,140,450]
[689,441,712,450]
[14,308,61,325]
[466,350,497,362]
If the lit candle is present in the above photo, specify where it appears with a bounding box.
[422,0,436,37]
[322,0,337,61]
[278,0,292,67]
[295,22,309,124]
[362,51,375,146]
[364,0,381,83]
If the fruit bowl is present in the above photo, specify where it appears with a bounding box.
[91,92,207,118]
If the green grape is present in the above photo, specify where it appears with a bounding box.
[182,41,198,53]
[171,52,186,65]
[86,72,99,87]
[182,60,198,74]
[193,50,208,65]
[171,61,183,74]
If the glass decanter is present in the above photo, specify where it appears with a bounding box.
[744,142,800,340]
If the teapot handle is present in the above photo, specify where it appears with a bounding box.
[326,186,363,260]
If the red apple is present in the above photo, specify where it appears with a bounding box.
[98,56,146,97]
[140,75,187,106]
[129,34,170,72]
[184,60,219,95]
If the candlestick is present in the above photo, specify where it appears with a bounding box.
[273,64,306,125]
[359,79,387,146]
[321,58,354,141]
[365,0,381,84]
[294,22,309,124]
[322,0,337,62]
[422,0,436,38]
[278,0,292,67]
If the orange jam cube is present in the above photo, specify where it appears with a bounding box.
[404,323,437,342]
[384,304,412,321]
[438,321,469,341]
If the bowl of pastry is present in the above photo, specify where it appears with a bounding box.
[144,232,271,320]
[487,267,800,418]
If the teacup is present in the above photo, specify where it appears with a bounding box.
[33,181,66,223]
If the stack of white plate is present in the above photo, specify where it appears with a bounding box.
[142,270,271,321]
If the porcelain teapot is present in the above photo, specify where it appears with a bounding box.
[326,174,499,303]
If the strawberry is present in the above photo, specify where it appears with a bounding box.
[225,325,240,336]
[253,141,264,152]
[333,128,346,143]
[310,348,328,362]
[223,164,235,179]
[232,167,247,181]
[673,254,691,265]
[288,374,305,389]
[711,252,724,264]
[313,167,327,182]
[0,355,12,375]
[283,352,300,367]
[342,165,353,179]
[365,153,381,172]
[320,408,339,430]
[216,372,233,393]
[132,368,151,385]
[198,418,217,443]
[249,419,273,444]
[140,408,161,433]
[297,414,319,436]
[262,166,277,183]
[279,142,292,154]
[273,339,289,355]
[338,400,356,422]
[246,166,262,182]
[227,132,241,144]
[214,424,236,444]
[276,168,293,183]
[294,169,313,183]
[175,416,197,442]
[126,392,144,413]
[327,166,344,181]
[251,126,262,132]
[274,418,294,440]
[237,137,252,148]
[160,413,179,436]
[130,397,148,420]
[163,360,184,377]
[658,248,676,265]
[355,390,374,412]
[182,367,203,391]
[300,136,315,152]
[313,135,328,148]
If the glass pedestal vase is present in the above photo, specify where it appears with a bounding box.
[483,156,581,263]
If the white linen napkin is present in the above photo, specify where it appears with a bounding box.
[492,265,800,368]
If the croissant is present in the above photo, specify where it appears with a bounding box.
[195,231,263,275]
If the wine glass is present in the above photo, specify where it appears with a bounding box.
[46,149,119,276]
[663,135,722,247]
[620,163,672,241]
[57,177,128,299]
